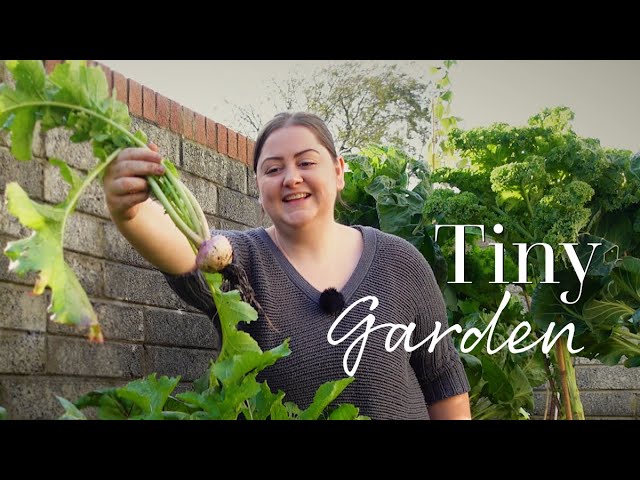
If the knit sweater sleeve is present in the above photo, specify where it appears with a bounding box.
[409,250,470,406]
[160,229,250,317]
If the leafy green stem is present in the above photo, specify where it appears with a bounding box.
[2,100,207,246]
[156,175,196,231]
[148,177,203,247]
[244,400,254,420]
[183,185,211,242]
[612,332,640,355]
[208,281,229,361]
[617,329,640,343]
[61,148,122,243]
[2,101,144,148]
[472,402,497,420]
[491,205,535,241]
[522,185,535,218]
[586,207,602,233]
[550,290,584,321]
[162,165,208,241]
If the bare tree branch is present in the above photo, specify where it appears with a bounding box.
[227,62,432,156]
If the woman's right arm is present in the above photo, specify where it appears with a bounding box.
[103,145,197,275]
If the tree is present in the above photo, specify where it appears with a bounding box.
[228,62,432,156]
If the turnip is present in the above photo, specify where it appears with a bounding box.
[194,234,276,331]
[196,235,233,273]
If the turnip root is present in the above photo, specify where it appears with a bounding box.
[196,235,233,273]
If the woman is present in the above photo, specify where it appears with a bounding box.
[104,112,471,420]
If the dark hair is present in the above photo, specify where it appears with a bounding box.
[253,112,337,174]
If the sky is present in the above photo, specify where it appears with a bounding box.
[98,60,640,152]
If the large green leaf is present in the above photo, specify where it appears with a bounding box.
[212,342,291,385]
[174,391,213,413]
[506,364,534,412]
[49,61,108,108]
[5,60,46,96]
[208,374,262,419]
[204,272,262,360]
[9,107,38,161]
[116,374,181,420]
[480,356,514,403]
[3,61,46,160]
[0,61,138,343]
[250,382,288,420]
[299,377,355,420]
[327,403,367,420]
[591,213,636,254]
[520,348,548,388]
[72,388,136,420]
[577,334,629,366]
[583,298,635,331]
[575,234,619,278]
[3,182,101,340]
[57,396,88,420]
[611,256,640,301]
[531,268,600,333]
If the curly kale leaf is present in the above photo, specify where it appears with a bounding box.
[531,180,594,248]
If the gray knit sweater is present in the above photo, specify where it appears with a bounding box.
[163,225,470,420]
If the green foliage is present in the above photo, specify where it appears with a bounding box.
[4,163,117,342]
[452,297,547,419]
[446,108,640,365]
[1,60,131,162]
[336,144,449,284]
[58,274,367,420]
[440,107,640,260]
[0,406,7,420]
[0,60,148,342]
[342,104,640,419]
[423,189,490,226]
[530,180,594,248]
[427,61,462,170]
[577,256,640,366]
[443,106,640,418]
[445,244,519,311]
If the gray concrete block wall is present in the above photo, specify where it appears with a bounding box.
[0,107,260,418]
[532,357,640,419]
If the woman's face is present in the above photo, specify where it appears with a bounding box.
[256,125,345,229]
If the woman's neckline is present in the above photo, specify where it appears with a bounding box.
[257,225,377,306]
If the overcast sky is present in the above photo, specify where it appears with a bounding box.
[98,60,640,152]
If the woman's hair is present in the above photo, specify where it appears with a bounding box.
[252,112,337,174]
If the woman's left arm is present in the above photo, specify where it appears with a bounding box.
[427,392,472,420]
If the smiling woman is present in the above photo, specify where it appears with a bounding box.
[107,111,472,420]
[258,129,343,231]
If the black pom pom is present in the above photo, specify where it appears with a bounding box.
[319,288,345,315]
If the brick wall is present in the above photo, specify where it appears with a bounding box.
[0,61,638,419]
[0,60,266,419]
